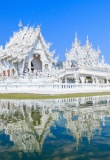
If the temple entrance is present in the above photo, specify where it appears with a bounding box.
[31,55,42,72]
[86,76,93,83]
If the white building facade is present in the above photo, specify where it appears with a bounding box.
[0,24,110,94]
[0,26,58,78]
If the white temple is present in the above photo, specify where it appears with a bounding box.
[62,33,110,84]
[0,25,57,77]
[0,22,110,94]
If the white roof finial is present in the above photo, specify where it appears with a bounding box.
[97,45,100,50]
[66,48,68,53]
[86,35,89,45]
[74,32,78,43]
[37,24,41,30]
[97,46,101,55]
[75,32,78,39]
[18,20,23,28]
[74,32,80,47]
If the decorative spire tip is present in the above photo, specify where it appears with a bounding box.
[75,32,78,38]
[18,20,23,28]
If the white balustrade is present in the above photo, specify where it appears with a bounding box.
[0,82,109,94]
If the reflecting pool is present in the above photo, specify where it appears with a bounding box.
[0,96,110,160]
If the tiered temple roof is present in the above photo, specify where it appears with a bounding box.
[0,25,56,64]
[65,33,110,70]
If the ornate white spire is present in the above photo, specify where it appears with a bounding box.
[74,32,80,47]
[18,20,23,28]
[75,32,78,43]
[97,46,101,55]
[86,35,89,46]
[0,45,3,50]
[37,25,41,31]
[101,55,105,65]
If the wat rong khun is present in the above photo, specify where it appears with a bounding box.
[0,22,110,94]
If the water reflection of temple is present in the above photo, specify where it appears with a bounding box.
[0,95,110,152]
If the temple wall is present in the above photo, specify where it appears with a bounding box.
[0,83,109,94]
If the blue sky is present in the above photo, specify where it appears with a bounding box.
[0,0,110,62]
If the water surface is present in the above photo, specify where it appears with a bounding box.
[0,96,110,160]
